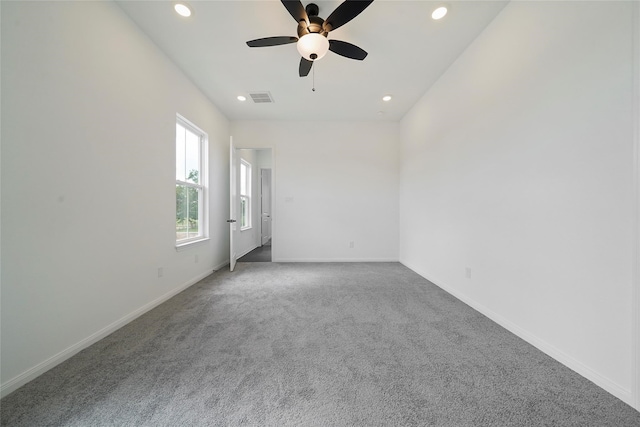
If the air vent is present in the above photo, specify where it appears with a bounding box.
[249,92,274,104]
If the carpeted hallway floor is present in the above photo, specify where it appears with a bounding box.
[1,262,638,426]
[237,241,272,263]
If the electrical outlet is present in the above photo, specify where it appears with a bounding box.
[158,267,163,278]
[465,267,471,279]
[349,241,355,248]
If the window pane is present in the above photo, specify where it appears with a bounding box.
[240,163,247,195]
[185,129,199,184]
[176,124,186,181]
[241,197,247,228]
[186,186,200,238]
[246,165,250,195]
[176,184,187,240]
[176,115,207,244]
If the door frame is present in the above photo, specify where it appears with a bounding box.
[229,145,275,266]
[260,167,272,247]
[229,137,238,271]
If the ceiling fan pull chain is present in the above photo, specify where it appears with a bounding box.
[312,64,316,92]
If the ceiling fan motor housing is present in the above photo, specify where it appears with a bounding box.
[297,15,328,37]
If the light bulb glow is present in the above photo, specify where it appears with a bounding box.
[174,3,191,17]
[382,95,392,102]
[237,95,246,101]
[296,33,330,61]
[431,6,447,20]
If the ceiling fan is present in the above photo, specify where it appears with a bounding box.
[246,0,373,77]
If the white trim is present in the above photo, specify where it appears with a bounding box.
[212,259,230,271]
[259,168,273,247]
[0,270,214,398]
[230,145,276,269]
[400,260,635,408]
[633,0,640,411]
[270,150,276,265]
[240,158,252,231]
[175,180,201,189]
[175,113,208,246]
[175,237,210,251]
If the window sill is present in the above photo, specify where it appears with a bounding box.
[175,237,210,251]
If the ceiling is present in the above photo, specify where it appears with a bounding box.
[116,0,508,121]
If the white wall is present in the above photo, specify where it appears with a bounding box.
[4,0,635,410]
[1,1,230,395]
[257,149,273,170]
[399,1,638,407]
[231,121,399,262]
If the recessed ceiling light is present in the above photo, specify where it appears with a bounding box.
[382,95,392,102]
[432,6,448,20]
[174,3,191,17]
[237,95,247,102]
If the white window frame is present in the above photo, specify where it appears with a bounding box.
[240,158,252,231]
[175,114,208,247]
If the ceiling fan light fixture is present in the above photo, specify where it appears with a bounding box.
[431,6,448,20]
[174,2,192,17]
[296,33,329,61]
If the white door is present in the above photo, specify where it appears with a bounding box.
[228,138,238,271]
[261,168,272,245]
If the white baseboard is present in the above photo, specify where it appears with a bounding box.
[400,260,635,408]
[274,258,399,263]
[0,269,214,398]
[213,259,230,271]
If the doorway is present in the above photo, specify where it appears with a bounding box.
[230,147,273,266]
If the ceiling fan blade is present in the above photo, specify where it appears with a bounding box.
[324,0,374,32]
[299,57,313,77]
[329,40,368,60]
[247,36,298,48]
[281,0,309,24]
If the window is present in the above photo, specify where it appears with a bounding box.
[240,159,251,230]
[176,115,207,244]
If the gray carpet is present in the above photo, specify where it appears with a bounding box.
[1,263,639,426]
[237,243,272,263]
